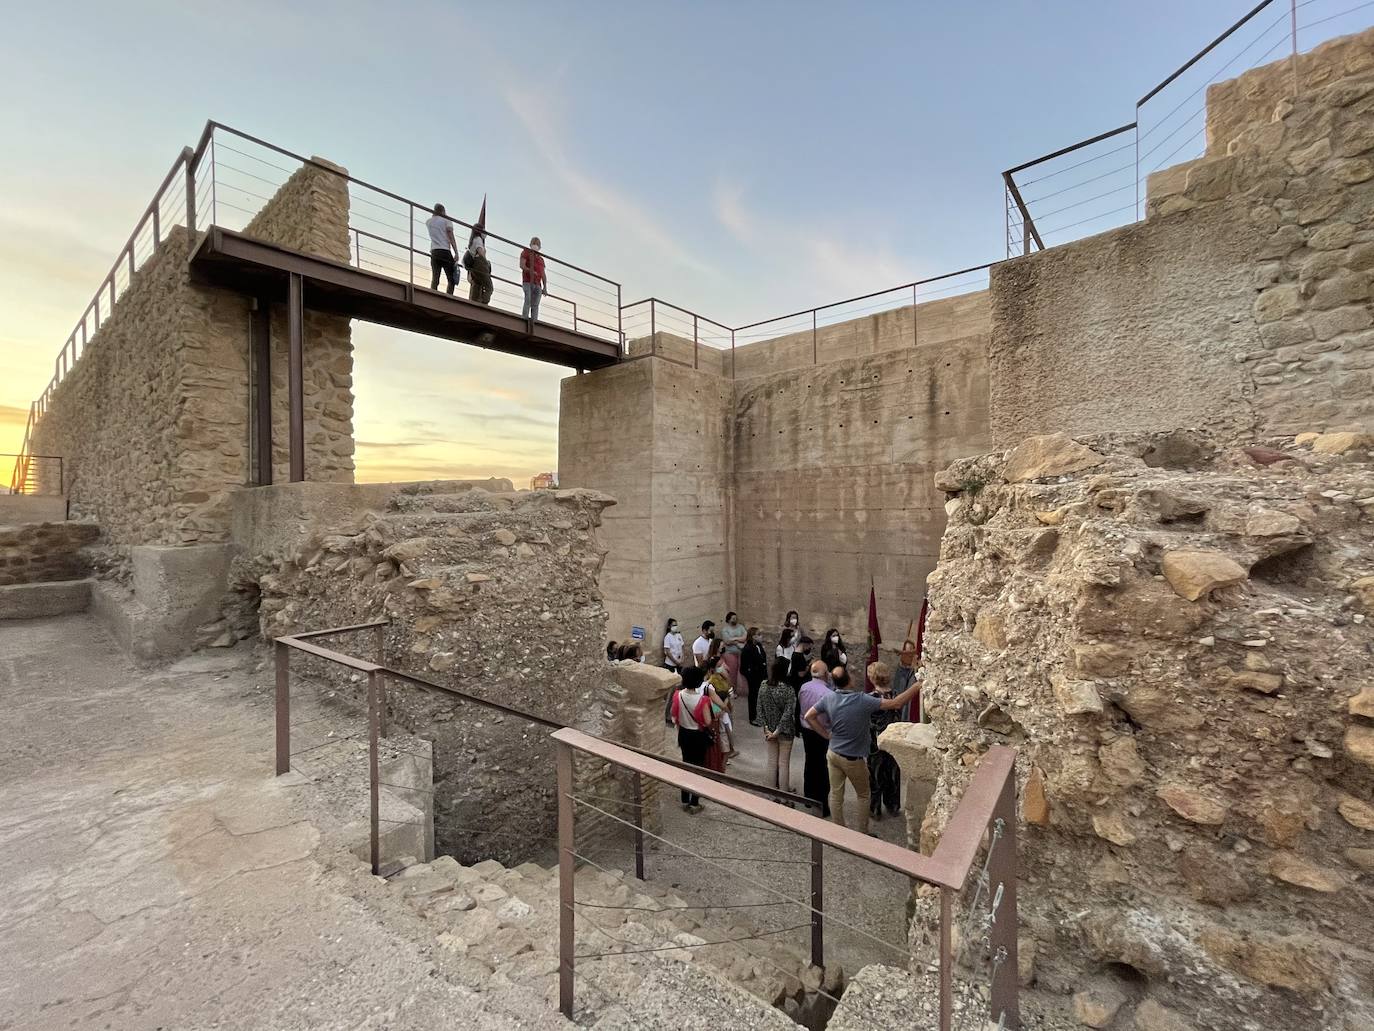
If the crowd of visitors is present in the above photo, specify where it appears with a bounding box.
[617,610,926,836]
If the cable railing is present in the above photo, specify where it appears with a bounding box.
[1003,0,1374,257]
[619,263,993,380]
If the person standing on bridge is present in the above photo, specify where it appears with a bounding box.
[520,237,547,322]
[465,234,494,305]
[426,204,460,295]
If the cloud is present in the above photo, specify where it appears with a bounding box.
[712,178,913,303]
[502,85,713,278]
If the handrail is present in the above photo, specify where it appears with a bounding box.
[1137,0,1276,106]
[274,622,818,809]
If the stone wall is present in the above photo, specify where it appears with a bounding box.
[243,481,617,861]
[29,158,356,565]
[0,521,98,585]
[993,28,1374,447]
[917,429,1374,1031]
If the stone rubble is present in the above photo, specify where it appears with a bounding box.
[918,428,1374,1030]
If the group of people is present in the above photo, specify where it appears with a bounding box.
[424,205,547,321]
[642,610,926,834]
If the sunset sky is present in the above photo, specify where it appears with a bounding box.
[2,1,1367,486]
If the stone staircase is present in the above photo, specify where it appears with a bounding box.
[0,500,97,619]
[384,853,843,1029]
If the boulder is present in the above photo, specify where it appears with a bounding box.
[1311,431,1373,454]
[1346,724,1374,767]
[1348,687,1374,718]
[1071,984,1126,1028]
[1133,999,1191,1031]
[1002,433,1105,483]
[1053,676,1104,715]
[1157,782,1228,825]
[1161,550,1249,601]
[1268,852,1347,892]
[1023,766,1050,826]
[1337,793,1374,831]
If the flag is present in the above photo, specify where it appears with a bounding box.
[914,596,930,658]
[468,195,486,248]
[865,583,881,691]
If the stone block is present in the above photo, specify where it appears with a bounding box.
[0,578,91,619]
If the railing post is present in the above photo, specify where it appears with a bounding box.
[939,887,954,1031]
[185,156,197,235]
[408,203,415,286]
[693,313,699,371]
[1290,0,1299,97]
[812,310,818,365]
[209,136,218,226]
[988,775,1020,1029]
[810,838,824,970]
[128,246,135,283]
[274,640,290,776]
[632,772,646,880]
[557,739,576,1018]
[617,286,623,358]
[649,299,656,355]
[374,624,389,739]
[153,203,161,247]
[368,669,381,875]
[731,328,736,380]
[912,284,919,348]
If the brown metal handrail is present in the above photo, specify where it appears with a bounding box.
[2,452,63,497]
[554,727,1019,1029]
[272,620,821,869]
[1001,0,1304,255]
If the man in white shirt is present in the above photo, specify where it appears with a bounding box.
[692,620,714,667]
[426,204,460,295]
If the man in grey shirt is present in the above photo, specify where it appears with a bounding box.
[803,665,919,834]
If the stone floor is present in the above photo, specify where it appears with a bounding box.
[0,614,562,1031]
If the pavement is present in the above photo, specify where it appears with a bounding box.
[0,614,558,1031]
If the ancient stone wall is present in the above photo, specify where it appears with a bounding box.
[993,29,1374,447]
[918,429,1374,1031]
[244,481,617,861]
[29,158,355,564]
[0,521,98,585]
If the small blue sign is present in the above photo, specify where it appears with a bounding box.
[631,625,646,641]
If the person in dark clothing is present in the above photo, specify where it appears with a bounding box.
[866,662,902,819]
[425,204,460,294]
[739,626,769,726]
[464,234,494,305]
[787,636,815,691]
[669,667,713,812]
[796,659,833,817]
[820,628,849,671]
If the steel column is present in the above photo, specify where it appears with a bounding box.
[252,298,272,486]
[287,273,305,483]
[557,740,576,1018]
[274,640,290,776]
[632,772,646,881]
[368,669,381,875]
[374,625,388,739]
[185,159,197,234]
[939,887,953,1030]
[810,838,824,969]
[988,775,1020,1028]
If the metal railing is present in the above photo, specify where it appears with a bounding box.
[3,453,63,497]
[1004,0,1374,256]
[555,728,1019,1030]
[619,262,994,380]
[198,122,624,346]
[273,619,818,872]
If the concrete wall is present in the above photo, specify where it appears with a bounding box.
[30,159,356,561]
[559,359,733,655]
[994,29,1374,444]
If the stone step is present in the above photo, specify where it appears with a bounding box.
[0,577,92,619]
[0,494,68,525]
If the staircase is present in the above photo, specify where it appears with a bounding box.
[384,853,839,1029]
[0,501,97,619]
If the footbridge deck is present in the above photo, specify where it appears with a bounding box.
[190,227,621,371]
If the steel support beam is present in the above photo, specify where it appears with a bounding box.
[252,298,273,486]
[287,273,305,482]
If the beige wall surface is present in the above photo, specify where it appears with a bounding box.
[733,334,990,643]
[30,159,356,558]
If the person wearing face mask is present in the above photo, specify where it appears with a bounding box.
[662,617,686,673]
[780,610,801,646]
[718,611,746,703]
[519,236,547,322]
[704,641,736,760]
[739,626,769,727]
[820,628,848,671]
[803,664,920,834]
[787,635,814,693]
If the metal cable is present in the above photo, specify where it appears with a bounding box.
[1302,0,1374,30]
[567,793,910,961]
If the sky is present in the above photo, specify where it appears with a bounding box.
[0,0,1360,486]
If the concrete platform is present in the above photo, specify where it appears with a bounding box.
[0,494,67,523]
[0,577,90,619]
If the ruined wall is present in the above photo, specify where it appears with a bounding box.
[734,335,991,641]
[919,429,1374,1031]
[992,29,1374,447]
[29,159,355,560]
[246,481,615,860]
[0,521,98,585]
